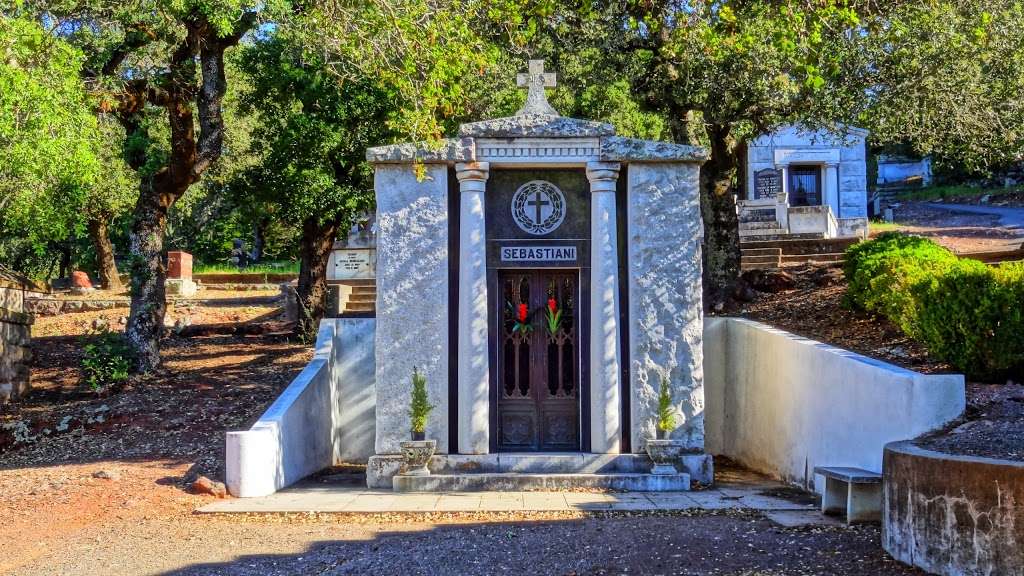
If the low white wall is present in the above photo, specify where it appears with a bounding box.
[704,317,964,492]
[226,318,376,498]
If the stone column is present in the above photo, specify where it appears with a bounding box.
[455,162,490,454]
[586,161,623,454]
[824,162,840,217]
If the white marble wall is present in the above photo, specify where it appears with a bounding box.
[374,164,450,454]
[626,163,705,452]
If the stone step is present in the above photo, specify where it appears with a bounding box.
[781,253,845,264]
[740,237,860,255]
[740,232,826,242]
[738,229,789,239]
[346,293,376,303]
[741,255,781,265]
[741,248,783,257]
[739,221,784,231]
[393,472,691,492]
[344,302,375,312]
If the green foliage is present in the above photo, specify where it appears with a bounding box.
[232,35,395,230]
[845,233,1024,380]
[409,367,434,435]
[80,327,133,391]
[656,376,677,434]
[0,15,102,274]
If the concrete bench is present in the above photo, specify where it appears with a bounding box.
[814,466,882,523]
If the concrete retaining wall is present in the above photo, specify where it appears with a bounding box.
[883,442,1024,576]
[225,318,375,497]
[704,317,965,492]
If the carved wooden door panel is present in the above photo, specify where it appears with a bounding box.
[496,269,580,451]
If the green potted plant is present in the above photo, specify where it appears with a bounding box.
[645,375,684,475]
[399,367,436,476]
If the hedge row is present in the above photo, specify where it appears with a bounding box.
[844,232,1024,381]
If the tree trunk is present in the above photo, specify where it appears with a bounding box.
[88,217,123,292]
[57,242,73,279]
[125,193,171,370]
[699,124,743,310]
[119,17,253,372]
[295,216,340,342]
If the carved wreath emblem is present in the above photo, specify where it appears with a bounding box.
[511,180,566,236]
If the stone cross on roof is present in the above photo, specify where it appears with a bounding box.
[516,59,558,116]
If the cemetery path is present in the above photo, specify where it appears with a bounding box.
[879,201,1023,252]
[927,202,1024,234]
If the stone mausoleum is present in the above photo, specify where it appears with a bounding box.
[358,60,711,489]
[740,124,869,240]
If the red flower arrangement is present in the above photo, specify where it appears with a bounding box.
[545,297,562,335]
[508,300,533,336]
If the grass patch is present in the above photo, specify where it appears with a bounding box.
[894,184,1024,202]
[869,219,902,234]
[193,260,299,274]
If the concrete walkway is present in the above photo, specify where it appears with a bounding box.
[928,202,1024,233]
[198,479,832,526]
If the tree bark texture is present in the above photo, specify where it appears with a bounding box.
[87,217,123,291]
[295,217,339,342]
[121,16,253,372]
[699,125,743,309]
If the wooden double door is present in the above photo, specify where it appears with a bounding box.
[495,269,581,451]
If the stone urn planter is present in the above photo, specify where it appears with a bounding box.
[399,439,436,476]
[645,438,684,475]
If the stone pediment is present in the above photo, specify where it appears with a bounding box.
[458,113,616,139]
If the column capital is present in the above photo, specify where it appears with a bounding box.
[586,161,621,193]
[824,161,840,168]
[455,161,489,193]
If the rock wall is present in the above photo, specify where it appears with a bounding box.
[0,285,32,402]
[373,164,450,454]
[626,162,705,452]
[883,442,1024,576]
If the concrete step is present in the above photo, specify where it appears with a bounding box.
[393,472,691,492]
[781,253,845,264]
[741,255,782,264]
[741,248,783,257]
[740,237,860,254]
[346,293,376,303]
[344,302,375,312]
[740,232,826,242]
[739,221,784,231]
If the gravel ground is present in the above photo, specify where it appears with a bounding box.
[7,511,922,576]
[918,382,1024,461]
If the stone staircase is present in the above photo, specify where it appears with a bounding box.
[741,237,860,270]
[329,280,376,317]
[387,453,712,492]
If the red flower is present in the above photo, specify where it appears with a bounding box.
[517,303,528,323]
[547,298,557,312]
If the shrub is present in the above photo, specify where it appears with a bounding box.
[408,367,434,435]
[655,376,677,438]
[80,327,133,391]
[844,233,1024,380]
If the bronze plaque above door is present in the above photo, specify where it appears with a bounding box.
[495,269,580,451]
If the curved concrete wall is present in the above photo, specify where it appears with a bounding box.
[226,318,376,497]
[704,317,964,492]
[883,442,1024,576]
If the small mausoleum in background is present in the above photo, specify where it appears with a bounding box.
[740,124,869,240]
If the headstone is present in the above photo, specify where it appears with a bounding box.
[329,218,376,281]
[70,271,93,289]
[167,251,193,280]
[230,239,250,268]
[166,251,197,297]
[754,168,783,199]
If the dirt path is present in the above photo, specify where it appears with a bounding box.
[1,301,926,576]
